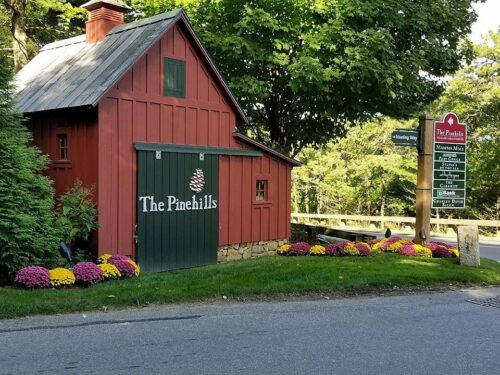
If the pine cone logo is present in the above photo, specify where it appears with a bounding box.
[189,169,205,193]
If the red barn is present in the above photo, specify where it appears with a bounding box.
[14,0,299,271]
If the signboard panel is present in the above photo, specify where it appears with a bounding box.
[391,129,419,146]
[431,113,467,209]
[434,161,465,171]
[431,198,466,209]
[434,151,466,162]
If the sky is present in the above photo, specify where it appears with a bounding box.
[470,0,500,43]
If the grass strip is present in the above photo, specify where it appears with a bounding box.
[1,254,499,319]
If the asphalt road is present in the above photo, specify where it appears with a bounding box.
[1,287,499,375]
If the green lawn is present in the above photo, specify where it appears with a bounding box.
[1,254,499,319]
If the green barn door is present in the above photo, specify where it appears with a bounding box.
[137,151,219,271]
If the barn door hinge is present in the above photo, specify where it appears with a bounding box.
[133,224,138,244]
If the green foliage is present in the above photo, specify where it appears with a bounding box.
[179,0,477,155]
[433,31,500,220]
[0,51,59,281]
[1,0,87,70]
[293,117,417,216]
[56,180,98,247]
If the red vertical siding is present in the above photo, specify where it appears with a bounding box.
[97,23,293,257]
[28,109,98,198]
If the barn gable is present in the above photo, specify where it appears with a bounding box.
[13,8,247,124]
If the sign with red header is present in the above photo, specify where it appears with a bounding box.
[434,113,467,144]
[432,113,467,209]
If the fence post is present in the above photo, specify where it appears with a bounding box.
[415,114,434,244]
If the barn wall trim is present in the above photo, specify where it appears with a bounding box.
[134,142,262,157]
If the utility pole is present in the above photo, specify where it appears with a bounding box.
[415,114,434,244]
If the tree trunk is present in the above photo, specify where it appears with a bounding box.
[10,0,29,71]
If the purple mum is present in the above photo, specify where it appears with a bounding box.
[325,241,348,256]
[73,262,104,285]
[379,237,402,251]
[431,246,452,258]
[355,242,371,256]
[110,260,136,278]
[427,241,451,251]
[288,242,311,256]
[399,244,416,256]
[108,254,130,263]
[14,266,50,288]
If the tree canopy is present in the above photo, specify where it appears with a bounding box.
[0,0,86,71]
[187,0,478,156]
[2,0,480,154]
[292,117,417,217]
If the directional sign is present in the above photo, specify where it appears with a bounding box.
[391,129,419,147]
[432,113,467,209]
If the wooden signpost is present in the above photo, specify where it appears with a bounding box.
[391,113,467,244]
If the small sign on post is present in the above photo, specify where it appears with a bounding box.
[431,113,467,209]
[391,129,419,147]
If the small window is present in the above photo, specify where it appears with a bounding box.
[57,134,68,160]
[164,58,186,98]
[256,180,267,201]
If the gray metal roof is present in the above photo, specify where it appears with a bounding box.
[15,8,248,122]
[14,9,182,114]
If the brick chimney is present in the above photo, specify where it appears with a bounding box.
[82,0,130,44]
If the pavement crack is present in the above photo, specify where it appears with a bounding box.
[0,314,202,334]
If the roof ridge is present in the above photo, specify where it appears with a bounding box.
[41,34,86,51]
[107,8,182,36]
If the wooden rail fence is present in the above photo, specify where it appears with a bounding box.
[291,213,500,228]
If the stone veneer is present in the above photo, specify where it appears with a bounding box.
[217,239,288,263]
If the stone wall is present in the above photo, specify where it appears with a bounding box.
[217,239,288,263]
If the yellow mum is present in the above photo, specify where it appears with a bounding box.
[309,245,326,255]
[414,245,432,258]
[49,268,75,287]
[372,239,386,251]
[127,260,141,277]
[97,253,113,264]
[98,263,121,279]
[344,243,360,256]
[277,244,291,255]
[450,248,460,258]
[387,240,411,253]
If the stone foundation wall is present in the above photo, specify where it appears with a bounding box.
[217,239,288,263]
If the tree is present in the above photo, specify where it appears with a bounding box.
[0,0,87,71]
[433,31,500,221]
[182,0,478,156]
[0,50,59,282]
[293,117,417,217]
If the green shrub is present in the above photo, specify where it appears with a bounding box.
[0,52,59,282]
[56,180,98,252]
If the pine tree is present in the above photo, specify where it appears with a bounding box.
[0,51,59,282]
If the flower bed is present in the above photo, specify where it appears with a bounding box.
[14,253,140,290]
[276,237,460,261]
